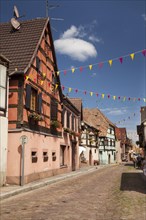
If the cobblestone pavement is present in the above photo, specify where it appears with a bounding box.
[0,163,146,220]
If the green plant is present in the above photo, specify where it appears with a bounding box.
[29,112,43,121]
[50,120,60,128]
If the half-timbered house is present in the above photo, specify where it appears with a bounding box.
[0,18,67,184]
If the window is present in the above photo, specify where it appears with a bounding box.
[52,152,56,161]
[60,145,66,166]
[30,87,37,111]
[43,151,48,162]
[67,111,70,128]
[72,115,74,131]
[25,84,42,114]
[36,57,41,73]
[50,99,58,121]
[31,151,37,163]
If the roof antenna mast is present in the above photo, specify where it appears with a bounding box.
[46,0,49,17]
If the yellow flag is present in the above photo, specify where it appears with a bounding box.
[113,96,116,100]
[68,87,72,92]
[43,72,46,77]
[26,76,29,80]
[108,60,113,66]
[41,80,44,85]
[89,65,93,70]
[72,68,75,73]
[57,71,60,76]
[55,84,58,89]
[90,92,93,96]
[143,98,146,102]
[130,53,135,60]
[123,97,126,101]
[102,94,105,98]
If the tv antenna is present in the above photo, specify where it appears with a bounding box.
[11,5,25,30]
[46,0,64,32]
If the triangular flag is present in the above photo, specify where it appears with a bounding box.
[57,71,60,76]
[143,98,146,102]
[128,97,131,101]
[96,93,99,97]
[130,53,135,60]
[75,89,78,93]
[123,97,126,101]
[102,94,105,98]
[89,65,93,70]
[68,87,72,92]
[62,85,65,90]
[55,84,58,89]
[108,95,110,98]
[142,49,146,56]
[72,68,75,73]
[98,62,103,68]
[26,76,29,80]
[40,80,44,85]
[113,96,116,100]
[108,60,113,67]
[138,98,141,101]
[48,82,51,87]
[64,70,67,75]
[80,67,83,72]
[119,57,123,64]
[90,92,93,96]
[84,91,87,95]
[118,96,121,100]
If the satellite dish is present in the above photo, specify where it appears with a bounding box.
[14,5,19,18]
[11,18,21,30]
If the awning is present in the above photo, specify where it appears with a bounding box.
[79,146,86,155]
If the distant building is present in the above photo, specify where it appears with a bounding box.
[83,108,116,165]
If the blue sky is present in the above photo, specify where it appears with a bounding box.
[1,0,146,142]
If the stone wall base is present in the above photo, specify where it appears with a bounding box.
[6,166,71,185]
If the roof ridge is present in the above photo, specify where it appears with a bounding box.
[0,17,48,25]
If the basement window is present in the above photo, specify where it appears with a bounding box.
[52,152,56,161]
[31,151,37,163]
[43,151,48,162]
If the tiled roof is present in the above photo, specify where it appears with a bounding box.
[115,127,127,141]
[0,18,48,74]
[83,108,116,137]
[69,98,82,113]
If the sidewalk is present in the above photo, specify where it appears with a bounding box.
[0,165,107,201]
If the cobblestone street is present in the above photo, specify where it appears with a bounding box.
[0,163,146,220]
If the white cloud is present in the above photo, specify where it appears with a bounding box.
[142,14,146,21]
[54,23,102,61]
[100,107,127,116]
[89,35,103,43]
[54,38,97,61]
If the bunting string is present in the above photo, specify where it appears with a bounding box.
[54,49,146,75]
[24,73,146,103]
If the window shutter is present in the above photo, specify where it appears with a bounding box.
[36,57,40,72]
[37,93,42,114]
[25,84,31,109]
[61,108,65,126]
[51,99,58,120]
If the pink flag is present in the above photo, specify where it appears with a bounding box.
[62,85,65,90]
[64,70,67,75]
[108,95,110,98]
[84,91,87,95]
[75,89,78,93]
[119,57,123,64]
[98,62,103,68]
[142,49,146,56]
[80,67,83,72]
